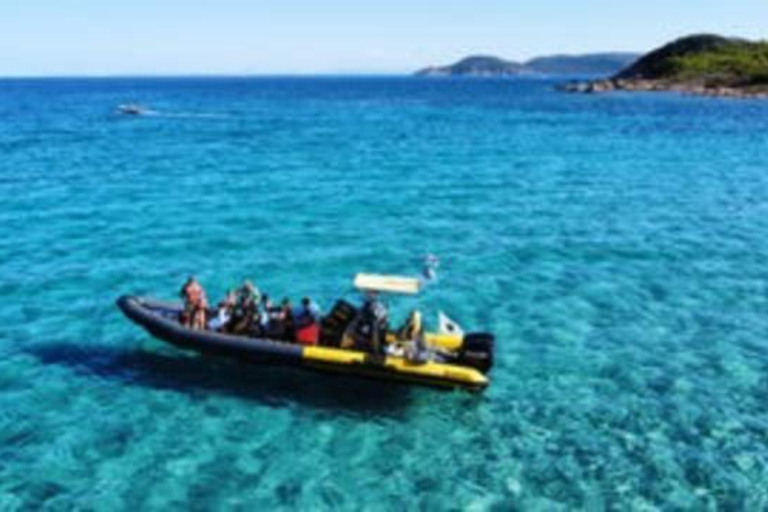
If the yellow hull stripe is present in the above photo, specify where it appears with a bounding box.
[302,346,488,388]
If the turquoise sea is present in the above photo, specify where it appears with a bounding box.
[2,77,768,510]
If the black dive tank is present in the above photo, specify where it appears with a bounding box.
[457,332,495,373]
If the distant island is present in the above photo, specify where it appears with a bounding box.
[560,34,768,98]
[416,56,524,77]
[526,53,641,75]
[415,53,640,77]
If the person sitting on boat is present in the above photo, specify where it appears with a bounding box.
[296,297,320,324]
[397,309,422,341]
[295,297,321,345]
[180,276,208,330]
[400,310,428,363]
[273,298,295,342]
[208,289,236,332]
[259,294,275,332]
[229,281,259,335]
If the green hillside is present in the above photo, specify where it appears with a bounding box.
[616,34,768,85]
[670,42,768,84]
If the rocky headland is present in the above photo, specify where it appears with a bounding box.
[416,56,525,77]
[559,34,768,98]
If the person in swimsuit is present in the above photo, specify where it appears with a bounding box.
[180,276,208,330]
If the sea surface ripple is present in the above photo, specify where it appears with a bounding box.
[1,77,768,510]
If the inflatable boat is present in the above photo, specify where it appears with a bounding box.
[116,275,494,391]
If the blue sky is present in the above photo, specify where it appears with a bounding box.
[0,1,766,75]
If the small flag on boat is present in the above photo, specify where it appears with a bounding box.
[438,312,464,337]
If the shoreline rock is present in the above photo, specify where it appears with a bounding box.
[558,78,768,99]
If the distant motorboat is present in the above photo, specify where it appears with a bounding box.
[117,104,148,116]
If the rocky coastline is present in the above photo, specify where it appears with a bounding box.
[559,78,768,99]
[558,34,768,99]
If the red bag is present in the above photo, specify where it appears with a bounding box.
[296,323,319,345]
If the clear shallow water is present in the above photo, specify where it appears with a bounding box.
[2,77,768,510]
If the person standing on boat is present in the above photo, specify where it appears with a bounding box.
[179,277,195,328]
[180,276,208,330]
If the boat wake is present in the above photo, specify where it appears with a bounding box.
[152,111,233,119]
[116,104,233,119]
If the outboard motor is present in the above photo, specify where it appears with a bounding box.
[456,332,494,373]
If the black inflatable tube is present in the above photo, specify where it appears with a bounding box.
[117,295,489,391]
[116,295,303,364]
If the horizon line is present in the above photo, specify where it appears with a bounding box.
[0,71,603,80]
[0,72,417,79]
